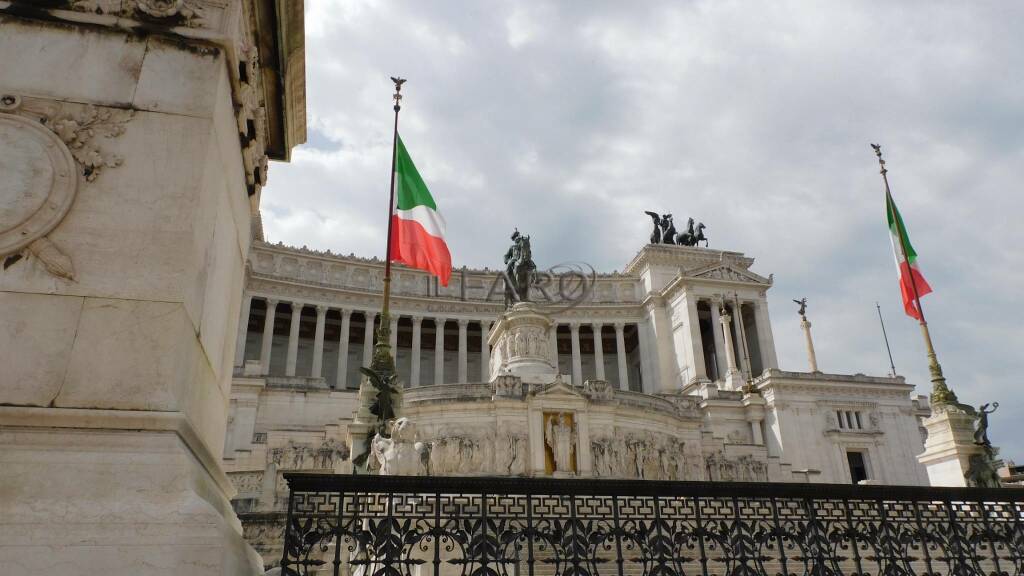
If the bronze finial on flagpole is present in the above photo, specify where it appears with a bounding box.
[871,144,958,406]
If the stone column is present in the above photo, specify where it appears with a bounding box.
[410,316,423,387]
[737,301,753,377]
[743,394,766,446]
[234,293,252,367]
[336,310,351,388]
[434,318,447,385]
[719,308,741,389]
[260,298,279,374]
[570,322,582,386]
[362,312,376,368]
[709,299,727,381]
[592,323,605,380]
[637,318,654,393]
[549,323,559,367]
[754,299,779,370]
[311,305,327,378]
[457,319,469,383]
[681,293,707,383]
[480,321,492,382]
[801,316,818,372]
[614,322,628,390]
[285,301,303,377]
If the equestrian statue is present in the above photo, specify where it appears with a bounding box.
[503,229,537,308]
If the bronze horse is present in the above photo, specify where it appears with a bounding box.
[676,218,708,247]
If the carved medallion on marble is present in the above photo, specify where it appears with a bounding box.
[0,95,132,278]
[0,111,76,259]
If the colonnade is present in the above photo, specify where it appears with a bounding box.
[234,295,643,391]
[556,322,636,390]
[234,295,495,388]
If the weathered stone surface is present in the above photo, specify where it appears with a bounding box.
[0,292,83,405]
[0,17,147,108]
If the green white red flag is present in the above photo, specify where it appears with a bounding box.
[390,134,452,286]
[886,190,931,320]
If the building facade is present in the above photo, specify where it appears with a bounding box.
[222,238,932,566]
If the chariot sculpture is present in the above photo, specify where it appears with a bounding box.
[645,211,708,247]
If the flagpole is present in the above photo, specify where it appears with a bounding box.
[875,302,897,377]
[373,76,405,373]
[871,144,959,406]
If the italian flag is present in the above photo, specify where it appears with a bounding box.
[886,190,932,320]
[390,134,452,286]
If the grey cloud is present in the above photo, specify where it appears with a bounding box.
[263,0,1024,460]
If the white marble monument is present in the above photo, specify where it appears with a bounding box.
[0,2,306,574]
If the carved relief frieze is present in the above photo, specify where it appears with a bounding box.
[69,0,212,29]
[687,264,770,285]
[420,425,529,477]
[228,470,264,495]
[591,431,701,481]
[704,451,768,482]
[269,438,348,471]
[0,94,131,279]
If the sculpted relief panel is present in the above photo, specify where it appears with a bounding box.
[705,451,769,482]
[420,425,529,477]
[270,439,349,471]
[591,432,704,481]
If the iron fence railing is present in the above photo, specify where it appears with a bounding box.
[281,473,1023,576]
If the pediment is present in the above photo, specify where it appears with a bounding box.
[685,264,770,285]
[534,378,585,399]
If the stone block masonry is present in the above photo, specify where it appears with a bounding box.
[0,2,305,574]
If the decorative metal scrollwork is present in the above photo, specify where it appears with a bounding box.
[280,475,1024,576]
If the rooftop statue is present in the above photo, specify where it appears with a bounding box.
[645,211,708,247]
[793,297,808,318]
[503,228,537,308]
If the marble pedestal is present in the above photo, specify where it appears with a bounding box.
[916,403,980,487]
[488,303,560,384]
[0,418,262,574]
[0,5,304,574]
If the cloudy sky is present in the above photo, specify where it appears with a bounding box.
[262,0,1024,460]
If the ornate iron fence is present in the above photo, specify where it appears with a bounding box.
[281,473,1024,576]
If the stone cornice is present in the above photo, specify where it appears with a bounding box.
[252,240,636,279]
[623,244,755,276]
[247,273,648,322]
[1,0,307,192]
[755,369,917,401]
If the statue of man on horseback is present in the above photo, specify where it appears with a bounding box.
[504,229,537,307]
